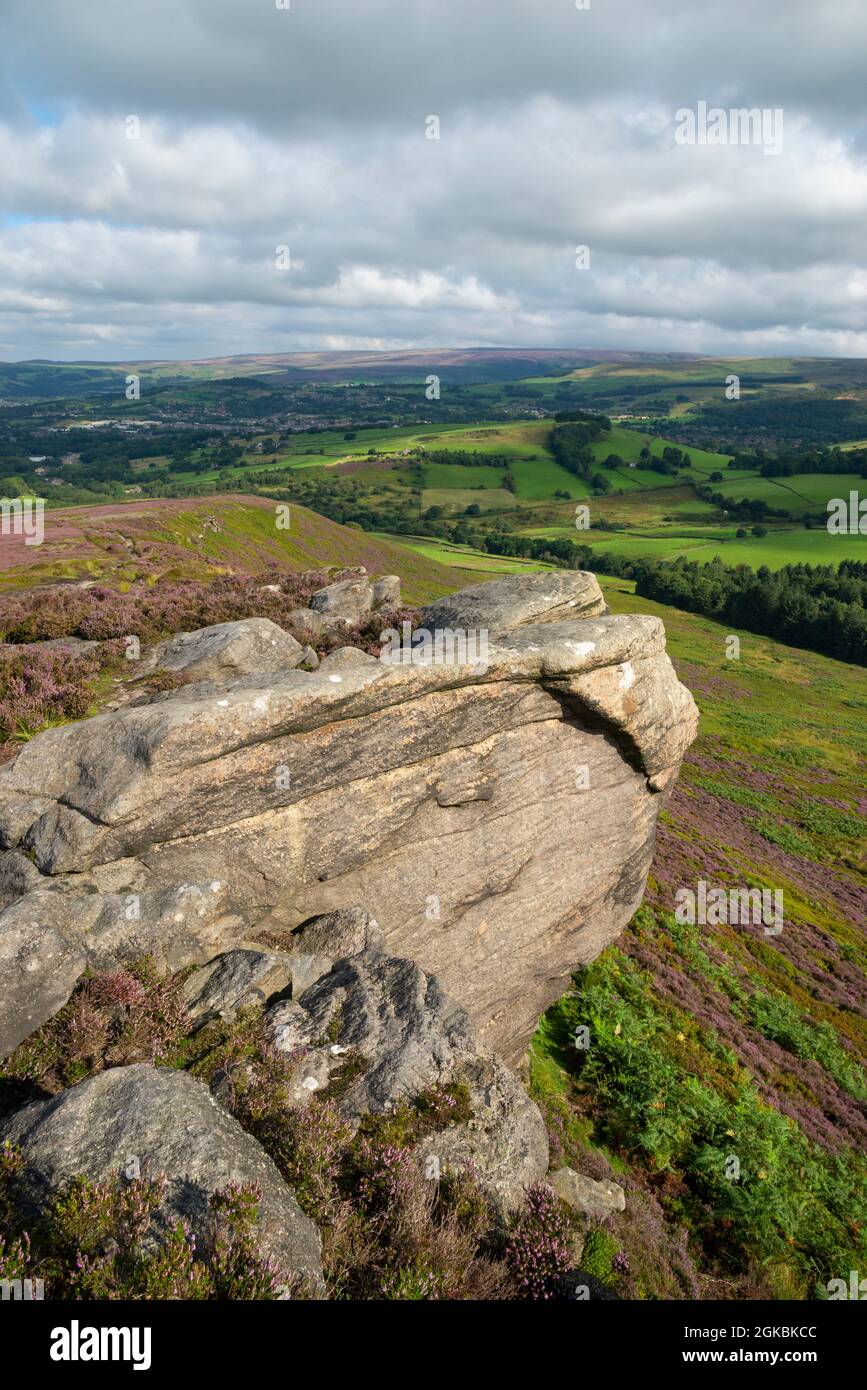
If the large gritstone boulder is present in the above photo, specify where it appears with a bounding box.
[0,570,697,1066]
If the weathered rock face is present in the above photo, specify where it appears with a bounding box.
[0,569,697,1065]
[265,936,549,1210]
[0,1063,324,1291]
[421,570,608,632]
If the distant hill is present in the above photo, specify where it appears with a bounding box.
[0,347,709,398]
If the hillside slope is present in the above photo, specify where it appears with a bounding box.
[0,495,469,603]
[530,576,866,1298]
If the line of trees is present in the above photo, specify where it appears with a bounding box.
[635,557,867,665]
[726,445,867,479]
[422,450,511,468]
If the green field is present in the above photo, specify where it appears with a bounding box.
[382,511,867,571]
[516,524,867,569]
[714,472,863,515]
[373,534,557,574]
[422,486,519,513]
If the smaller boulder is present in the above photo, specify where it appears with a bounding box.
[285,951,335,996]
[147,618,304,681]
[1,1064,323,1291]
[0,796,52,851]
[0,889,90,1059]
[285,607,327,638]
[421,571,607,634]
[289,906,384,959]
[371,575,401,610]
[309,578,373,624]
[548,1166,626,1220]
[182,948,295,1027]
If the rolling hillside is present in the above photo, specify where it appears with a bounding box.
[529,575,866,1298]
[0,487,863,1298]
[0,494,469,603]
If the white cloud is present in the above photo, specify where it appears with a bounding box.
[1,1,866,358]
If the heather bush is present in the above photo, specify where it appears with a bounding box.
[0,644,99,737]
[316,603,422,658]
[0,567,400,651]
[187,1015,511,1299]
[379,1258,445,1300]
[347,1135,509,1301]
[503,1182,575,1299]
[0,960,190,1097]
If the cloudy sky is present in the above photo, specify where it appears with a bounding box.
[1,0,866,362]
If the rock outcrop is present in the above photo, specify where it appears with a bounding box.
[0,1063,324,1291]
[0,568,697,1065]
[142,616,306,681]
[265,931,549,1209]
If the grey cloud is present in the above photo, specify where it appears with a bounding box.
[1,0,866,358]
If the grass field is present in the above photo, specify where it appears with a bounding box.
[422,486,519,513]
[713,472,863,515]
[514,524,867,569]
[372,534,557,574]
[586,425,731,474]
[382,511,867,570]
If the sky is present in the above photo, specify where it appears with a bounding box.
[1,0,866,362]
